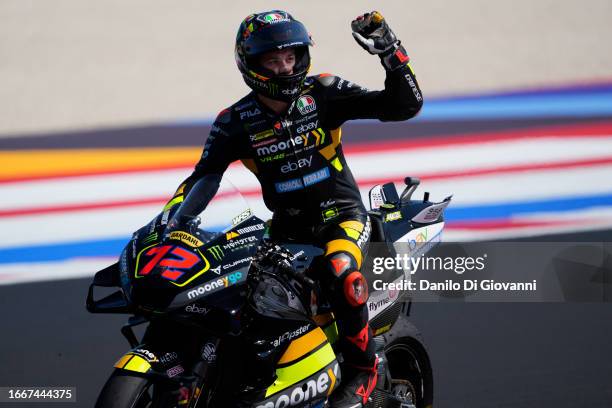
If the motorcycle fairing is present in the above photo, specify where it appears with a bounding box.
[255,326,340,406]
[114,352,152,374]
[134,241,211,287]
[113,344,191,380]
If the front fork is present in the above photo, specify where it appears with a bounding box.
[117,315,220,408]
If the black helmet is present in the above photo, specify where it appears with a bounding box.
[235,11,313,101]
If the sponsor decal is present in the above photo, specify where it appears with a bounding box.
[275,178,304,193]
[237,224,265,234]
[253,138,278,148]
[411,201,449,223]
[222,235,259,250]
[320,199,335,208]
[211,265,221,275]
[290,250,305,261]
[232,209,253,225]
[296,95,317,115]
[274,167,330,193]
[161,208,171,225]
[257,133,321,156]
[250,129,275,142]
[322,207,339,222]
[281,155,313,173]
[367,280,403,319]
[169,231,203,247]
[240,108,261,120]
[405,74,423,102]
[336,79,345,89]
[261,12,287,23]
[207,245,224,261]
[261,153,286,162]
[134,348,158,363]
[293,113,317,124]
[120,248,129,276]
[384,211,402,222]
[356,218,371,249]
[226,231,240,240]
[303,167,330,187]
[187,270,244,300]
[273,324,311,347]
[142,232,158,244]
[368,296,391,312]
[185,303,210,314]
[282,87,300,96]
[296,120,318,134]
[222,256,252,270]
[166,365,184,378]
[201,343,217,362]
[256,361,339,408]
[159,352,178,365]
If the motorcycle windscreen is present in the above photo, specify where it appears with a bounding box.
[129,178,264,311]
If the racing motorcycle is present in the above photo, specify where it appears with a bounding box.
[87,177,451,407]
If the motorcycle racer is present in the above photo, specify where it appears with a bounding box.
[155,10,423,407]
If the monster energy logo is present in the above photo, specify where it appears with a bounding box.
[142,233,158,244]
[268,82,279,95]
[207,245,224,261]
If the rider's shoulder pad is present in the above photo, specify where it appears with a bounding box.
[313,73,338,87]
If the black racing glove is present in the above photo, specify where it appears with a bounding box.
[351,11,411,71]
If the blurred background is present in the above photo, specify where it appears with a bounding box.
[1,1,611,406]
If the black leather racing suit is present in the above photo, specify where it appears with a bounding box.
[171,61,423,369]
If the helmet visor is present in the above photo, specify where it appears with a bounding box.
[243,20,312,56]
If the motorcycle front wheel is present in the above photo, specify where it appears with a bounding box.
[95,370,153,408]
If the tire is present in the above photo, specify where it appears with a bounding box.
[95,370,152,408]
[383,316,434,408]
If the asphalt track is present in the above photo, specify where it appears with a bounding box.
[0,230,610,408]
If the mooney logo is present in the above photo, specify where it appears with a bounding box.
[256,361,339,408]
[187,271,243,300]
[257,132,324,157]
[296,95,316,115]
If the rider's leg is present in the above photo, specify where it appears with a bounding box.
[318,215,378,407]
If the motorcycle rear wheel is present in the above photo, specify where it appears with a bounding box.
[383,318,434,408]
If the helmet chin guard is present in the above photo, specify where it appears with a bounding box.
[235,10,313,101]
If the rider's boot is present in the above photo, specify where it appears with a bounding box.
[329,324,378,407]
[330,359,378,407]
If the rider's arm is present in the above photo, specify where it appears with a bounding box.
[320,12,423,128]
[143,109,238,234]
